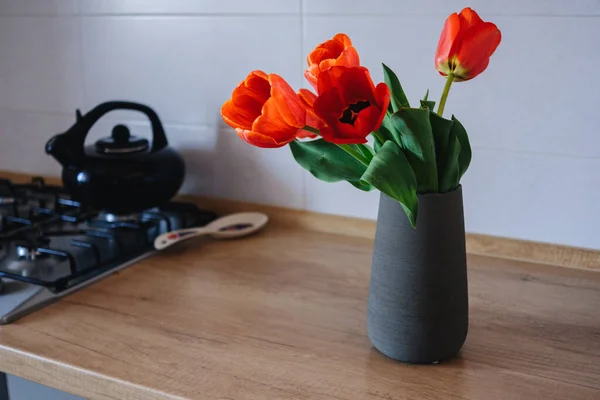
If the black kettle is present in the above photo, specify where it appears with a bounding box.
[46,101,185,214]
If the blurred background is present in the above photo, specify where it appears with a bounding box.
[0,0,598,251]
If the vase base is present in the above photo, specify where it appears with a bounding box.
[368,331,466,365]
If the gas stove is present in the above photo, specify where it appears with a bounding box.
[0,176,218,324]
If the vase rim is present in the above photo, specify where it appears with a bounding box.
[416,184,462,199]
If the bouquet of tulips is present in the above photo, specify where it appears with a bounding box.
[221,8,501,227]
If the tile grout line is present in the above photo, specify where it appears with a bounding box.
[2,13,598,18]
[0,106,217,132]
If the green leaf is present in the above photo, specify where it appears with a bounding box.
[373,135,383,152]
[442,135,461,192]
[430,113,460,192]
[356,144,375,163]
[380,113,403,147]
[290,139,373,191]
[380,113,395,137]
[420,99,436,111]
[389,108,438,192]
[430,112,454,153]
[420,89,436,111]
[373,124,394,152]
[382,63,410,112]
[360,141,419,227]
[450,116,472,179]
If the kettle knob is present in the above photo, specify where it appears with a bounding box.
[112,124,131,143]
[95,124,149,154]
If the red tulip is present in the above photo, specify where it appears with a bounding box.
[435,7,501,81]
[305,33,360,91]
[297,89,320,138]
[313,66,390,145]
[221,71,306,148]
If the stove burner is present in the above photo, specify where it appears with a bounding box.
[0,197,15,205]
[0,176,219,324]
[16,245,45,260]
[97,212,143,223]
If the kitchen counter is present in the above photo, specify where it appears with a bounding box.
[0,222,599,399]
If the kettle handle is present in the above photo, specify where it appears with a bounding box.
[72,101,168,153]
[87,101,168,152]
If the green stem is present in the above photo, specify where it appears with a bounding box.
[337,144,369,166]
[437,72,454,117]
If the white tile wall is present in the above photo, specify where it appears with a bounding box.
[0,0,597,250]
[0,109,69,175]
[79,0,301,15]
[302,0,600,16]
[80,15,302,126]
[0,0,77,16]
[213,127,306,209]
[0,16,84,113]
[463,149,600,250]
[449,16,600,159]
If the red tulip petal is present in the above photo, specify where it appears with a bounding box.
[298,88,317,107]
[332,33,353,47]
[269,74,305,128]
[235,83,269,106]
[248,70,268,80]
[244,70,270,89]
[236,128,294,148]
[298,88,321,131]
[252,97,289,132]
[297,129,318,139]
[317,66,347,95]
[304,69,318,91]
[354,105,381,135]
[337,45,360,68]
[252,96,300,146]
[373,82,390,127]
[221,70,271,130]
[435,12,461,71]
[457,57,489,82]
[241,71,270,105]
[338,67,376,104]
[231,91,263,121]
[233,86,268,106]
[318,125,338,143]
[308,37,345,65]
[320,122,368,144]
[455,22,501,79]
[458,7,484,29]
[314,86,346,124]
[308,48,335,65]
[221,99,254,131]
[318,58,336,73]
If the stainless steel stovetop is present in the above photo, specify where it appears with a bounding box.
[0,176,217,324]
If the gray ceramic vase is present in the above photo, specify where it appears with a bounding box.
[367,185,468,364]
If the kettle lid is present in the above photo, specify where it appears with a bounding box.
[95,124,149,154]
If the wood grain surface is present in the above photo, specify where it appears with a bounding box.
[1,170,598,270]
[0,225,599,400]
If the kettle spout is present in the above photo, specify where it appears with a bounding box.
[45,132,84,168]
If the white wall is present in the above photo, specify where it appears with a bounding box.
[0,0,598,250]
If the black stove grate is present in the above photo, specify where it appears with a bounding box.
[0,176,218,292]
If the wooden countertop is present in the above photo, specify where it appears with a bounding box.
[0,223,599,400]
